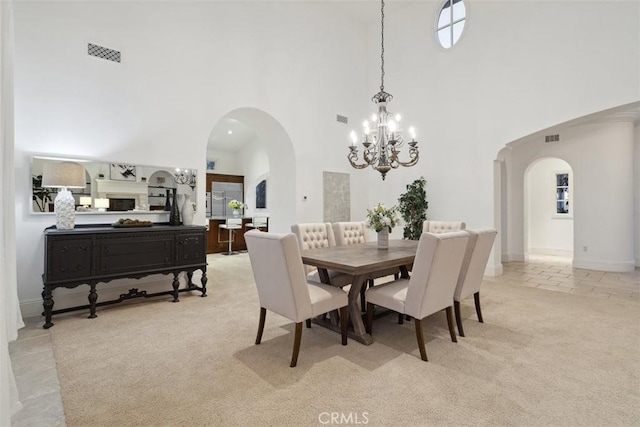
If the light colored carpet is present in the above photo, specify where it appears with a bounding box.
[49,254,640,427]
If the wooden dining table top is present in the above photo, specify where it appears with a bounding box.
[301,239,419,276]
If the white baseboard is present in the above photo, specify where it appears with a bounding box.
[502,253,524,262]
[528,247,573,257]
[572,258,636,273]
[20,272,204,319]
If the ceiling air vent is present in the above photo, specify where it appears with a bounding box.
[336,114,348,124]
[88,43,121,63]
[545,134,560,143]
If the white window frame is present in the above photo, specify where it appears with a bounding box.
[435,0,467,49]
[553,170,572,219]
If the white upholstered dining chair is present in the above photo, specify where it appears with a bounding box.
[422,220,466,234]
[290,223,352,288]
[245,230,349,367]
[365,231,470,362]
[454,228,497,337]
[332,221,369,246]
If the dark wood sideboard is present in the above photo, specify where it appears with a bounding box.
[42,224,207,328]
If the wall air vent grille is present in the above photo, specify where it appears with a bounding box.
[88,43,121,63]
[545,134,560,143]
[336,114,348,124]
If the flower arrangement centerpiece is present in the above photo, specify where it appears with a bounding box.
[366,203,400,249]
[228,199,243,216]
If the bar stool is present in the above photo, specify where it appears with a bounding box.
[219,218,243,255]
[245,217,268,231]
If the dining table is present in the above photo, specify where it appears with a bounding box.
[301,239,419,345]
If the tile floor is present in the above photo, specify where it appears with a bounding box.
[9,254,640,426]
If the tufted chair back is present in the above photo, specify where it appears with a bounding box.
[423,220,466,234]
[333,221,369,246]
[290,223,336,275]
[290,223,335,250]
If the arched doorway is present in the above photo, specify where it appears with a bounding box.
[205,108,296,233]
[524,157,574,262]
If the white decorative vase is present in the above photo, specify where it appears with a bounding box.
[180,193,194,225]
[54,189,76,229]
[233,209,239,217]
[377,228,389,249]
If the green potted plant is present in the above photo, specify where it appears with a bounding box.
[398,177,428,240]
[32,174,53,212]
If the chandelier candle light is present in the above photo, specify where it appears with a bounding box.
[348,0,419,180]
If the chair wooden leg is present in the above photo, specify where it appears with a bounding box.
[360,286,366,312]
[445,306,457,343]
[290,322,303,367]
[339,306,349,345]
[366,302,375,334]
[305,319,311,329]
[255,307,266,345]
[474,292,484,323]
[454,300,465,337]
[398,313,404,324]
[414,318,428,362]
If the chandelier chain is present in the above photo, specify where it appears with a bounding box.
[380,0,385,92]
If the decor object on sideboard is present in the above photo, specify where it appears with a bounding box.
[398,176,429,240]
[77,196,92,211]
[94,198,109,212]
[169,189,181,225]
[180,193,195,225]
[42,161,86,229]
[347,0,419,180]
[365,203,399,249]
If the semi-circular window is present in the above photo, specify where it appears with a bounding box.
[436,0,467,49]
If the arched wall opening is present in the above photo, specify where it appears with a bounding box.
[523,157,574,260]
[205,107,296,233]
[496,103,637,273]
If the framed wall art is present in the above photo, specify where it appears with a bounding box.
[110,164,137,181]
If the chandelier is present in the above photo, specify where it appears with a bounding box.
[347,0,419,180]
[174,168,197,190]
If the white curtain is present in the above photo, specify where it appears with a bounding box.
[1,0,25,424]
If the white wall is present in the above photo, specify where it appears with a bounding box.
[505,119,636,271]
[525,158,573,256]
[12,1,370,316]
[362,1,639,271]
[205,149,242,176]
[10,1,640,315]
[635,121,640,266]
[238,138,270,218]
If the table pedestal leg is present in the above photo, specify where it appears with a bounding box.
[346,275,373,345]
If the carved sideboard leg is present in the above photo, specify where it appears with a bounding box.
[200,270,208,297]
[43,286,54,329]
[172,272,180,302]
[88,283,98,318]
[186,271,194,287]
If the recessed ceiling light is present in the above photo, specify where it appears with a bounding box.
[227,130,233,135]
